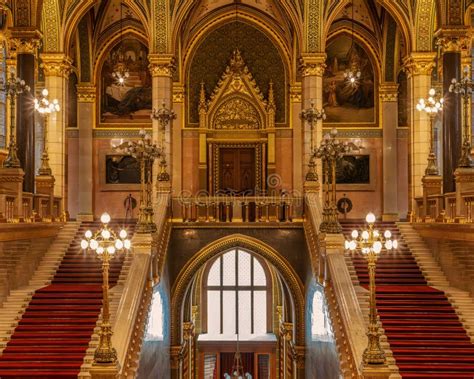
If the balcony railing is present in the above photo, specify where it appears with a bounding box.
[414,190,474,223]
[171,195,305,223]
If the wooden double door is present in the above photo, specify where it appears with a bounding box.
[219,148,256,195]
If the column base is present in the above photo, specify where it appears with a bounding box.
[382,213,399,222]
[362,364,392,379]
[89,362,119,379]
[77,213,94,222]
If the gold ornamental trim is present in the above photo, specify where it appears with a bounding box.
[40,53,73,78]
[299,53,327,77]
[379,83,399,102]
[148,54,176,77]
[77,85,97,103]
[170,234,305,346]
[9,28,42,55]
[435,27,471,53]
[403,52,436,76]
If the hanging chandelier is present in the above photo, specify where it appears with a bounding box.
[344,1,361,86]
[111,0,129,86]
[224,334,247,379]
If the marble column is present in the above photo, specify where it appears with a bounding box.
[440,40,463,193]
[290,85,303,194]
[380,83,399,221]
[403,52,436,209]
[10,32,40,193]
[148,54,175,193]
[300,53,326,192]
[40,53,72,201]
[172,85,184,195]
[76,85,96,221]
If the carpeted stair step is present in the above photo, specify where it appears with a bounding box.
[0,369,80,378]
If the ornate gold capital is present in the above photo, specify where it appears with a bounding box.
[379,83,399,102]
[436,28,470,53]
[40,53,73,78]
[403,52,436,77]
[9,28,41,55]
[173,85,184,103]
[299,53,326,77]
[148,54,176,77]
[77,85,96,102]
[290,85,302,102]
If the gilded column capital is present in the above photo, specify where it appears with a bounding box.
[299,53,326,77]
[290,85,302,102]
[435,27,470,53]
[170,346,181,369]
[379,83,399,102]
[40,53,73,78]
[76,84,96,103]
[402,52,436,77]
[148,54,176,77]
[173,85,185,103]
[8,28,41,55]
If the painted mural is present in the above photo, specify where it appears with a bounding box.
[100,38,152,125]
[323,36,375,124]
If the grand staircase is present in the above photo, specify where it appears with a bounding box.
[0,221,135,378]
[342,220,474,378]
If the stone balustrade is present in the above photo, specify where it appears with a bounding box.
[171,195,304,223]
[414,190,474,223]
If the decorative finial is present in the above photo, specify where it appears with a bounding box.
[199,82,207,112]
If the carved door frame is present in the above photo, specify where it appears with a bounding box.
[209,142,265,195]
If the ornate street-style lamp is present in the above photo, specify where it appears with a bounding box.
[81,212,131,365]
[345,212,398,365]
[449,67,474,168]
[300,100,326,181]
[150,102,176,182]
[34,89,60,176]
[313,128,361,233]
[0,69,30,168]
[114,129,162,233]
[416,88,443,176]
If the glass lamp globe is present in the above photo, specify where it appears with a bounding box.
[362,230,369,240]
[85,230,93,239]
[373,241,382,254]
[351,230,358,239]
[101,229,111,239]
[107,246,116,255]
[385,240,393,250]
[100,212,111,224]
[90,239,99,250]
[115,240,124,250]
[97,246,104,255]
[384,230,392,239]
[393,240,398,249]
[345,240,350,250]
[80,240,89,250]
[42,88,48,96]
[119,229,127,239]
[365,212,376,224]
[124,239,131,249]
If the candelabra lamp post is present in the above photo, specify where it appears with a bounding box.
[450,67,474,168]
[81,212,131,365]
[300,101,326,181]
[1,69,30,168]
[345,212,398,365]
[313,128,361,233]
[151,102,176,182]
[416,88,443,176]
[34,89,60,176]
[114,129,162,233]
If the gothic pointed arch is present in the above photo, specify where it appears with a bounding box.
[170,234,305,347]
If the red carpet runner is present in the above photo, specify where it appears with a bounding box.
[0,221,134,378]
[342,221,474,378]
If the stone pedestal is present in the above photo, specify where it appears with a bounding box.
[0,168,24,219]
[89,363,119,379]
[35,175,55,218]
[362,364,391,379]
[421,175,442,219]
[454,168,474,221]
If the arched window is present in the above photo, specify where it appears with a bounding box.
[311,288,333,341]
[146,289,164,340]
[205,249,270,338]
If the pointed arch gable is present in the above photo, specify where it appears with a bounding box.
[170,234,305,346]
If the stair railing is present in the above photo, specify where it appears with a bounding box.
[305,191,365,378]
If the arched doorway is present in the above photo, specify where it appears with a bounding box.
[170,235,305,379]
